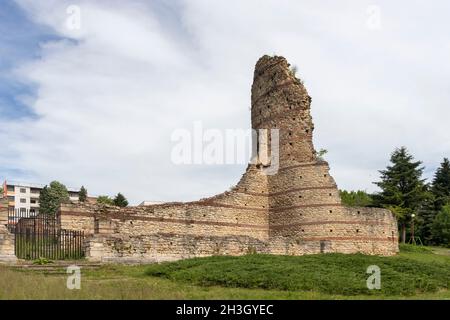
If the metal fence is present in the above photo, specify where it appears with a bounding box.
[7,208,85,260]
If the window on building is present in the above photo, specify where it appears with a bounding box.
[8,196,14,202]
[20,188,26,193]
[30,199,37,204]
[7,186,14,192]
[20,198,26,203]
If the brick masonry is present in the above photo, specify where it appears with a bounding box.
[57,55,399,263]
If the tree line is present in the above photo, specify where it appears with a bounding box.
[340,147,450,247]
[38,181,129,215]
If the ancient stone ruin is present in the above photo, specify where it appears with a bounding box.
[0,56,399,263]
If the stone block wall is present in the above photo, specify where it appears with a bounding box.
[57,55,398,263]
[0,198,17,263]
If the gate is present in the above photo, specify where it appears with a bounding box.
[7,209,85,260]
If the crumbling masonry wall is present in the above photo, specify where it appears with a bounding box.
[59,56,398,263]
[0,198,17,263]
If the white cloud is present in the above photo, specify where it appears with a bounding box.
[1,0,450,203]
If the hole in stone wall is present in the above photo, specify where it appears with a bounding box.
[289,142,293,146]
[356,229,359,233]
[357,211,361,214]
[292,118,296,121]
[289,132,292,136]
[305,129,309,133]
[329,193,332,196]
[203,214,206,217]
[301,229,305,232]
[329,210,333,213]
[324,174,327,177]
[299,195,302,198]
[330,229,333,232]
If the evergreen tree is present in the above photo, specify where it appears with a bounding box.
[431,158,450,210]
[113,193,128,207]
[79,185,88,202]
[416,191,436,245]
[431,205,450,247]
[373,147,427,243]
[39,181,70,216]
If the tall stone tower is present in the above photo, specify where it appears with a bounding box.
[249,55,397,254]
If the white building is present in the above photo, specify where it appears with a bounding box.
[2,180,82,213]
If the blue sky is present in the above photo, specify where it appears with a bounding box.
[0,1,55,119]
[1,0,449,204]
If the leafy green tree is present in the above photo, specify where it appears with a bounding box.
[431,158,450,210]
[97,195,114,205]
[340,190,373,207]
[373,147,427,243]
[113,193,128,207]
[78,185,88,202]
[38,181,70,216]
[431,205,450,247]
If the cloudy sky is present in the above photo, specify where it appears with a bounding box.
[1,0,449,204]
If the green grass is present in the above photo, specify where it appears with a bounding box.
[145,248,450,296]
[1,245,450,299]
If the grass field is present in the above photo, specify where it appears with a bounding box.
[1,244,449,300]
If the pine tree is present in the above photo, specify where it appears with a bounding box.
[113,193,128,207]
[79,186,88,202]
[39,181,70,216]
[373,147,427,243]
[416,191,436,245]
[431,158,450,210]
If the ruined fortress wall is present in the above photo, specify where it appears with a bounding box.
[58,55,398,263]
